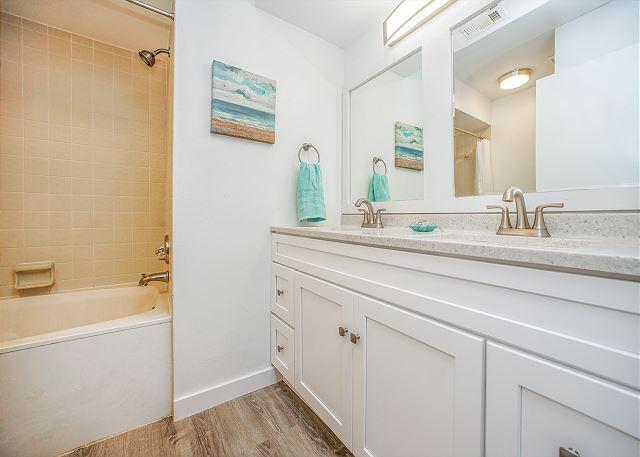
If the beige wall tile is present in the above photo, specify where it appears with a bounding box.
[71,34,92,47]
[24,211,49,229]
[23,29,47,50]
[0,22,21,44]
[0,17,168,296]
[0,174,23,192]
[0,210,22,229]
[50,142,71,160]
[24,120,49,140]
[24,192,48,211]
[47,27,71,41]
[25,139,48,158]
[72,43,93,63]
[25,174,49,193]
[22,18,47,34]
[48,36,71,57]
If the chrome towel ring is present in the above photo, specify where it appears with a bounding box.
[298,143,320,163]
[373,157,387,174]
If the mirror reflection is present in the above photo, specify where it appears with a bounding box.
[453,0,639,197]
[350,50,424,203]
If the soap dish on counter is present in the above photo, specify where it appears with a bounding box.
[409,221,438,233]
[14,261,55,290]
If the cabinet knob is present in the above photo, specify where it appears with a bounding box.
[338,326,348,337]
[276,289,285,296]
[559,447,580,457]
[350,332,361,344]
[276,345,284,353]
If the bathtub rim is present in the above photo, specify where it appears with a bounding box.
[0,287,171,355]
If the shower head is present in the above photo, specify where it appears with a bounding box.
[138,48,170,67]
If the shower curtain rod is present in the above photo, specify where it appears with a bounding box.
[123,0,174,20]
[455,127,486,140]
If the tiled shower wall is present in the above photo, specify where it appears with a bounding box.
[0,13,169,297]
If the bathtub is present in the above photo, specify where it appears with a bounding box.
[0,285,172,457]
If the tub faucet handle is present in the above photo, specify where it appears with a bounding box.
[155,235,171,264]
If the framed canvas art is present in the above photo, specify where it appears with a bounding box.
[211,60,276,144]
[394,121,423,171]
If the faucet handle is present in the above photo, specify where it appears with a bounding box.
[533,202,564,235]
[487,204,512,231]
[374,208,386,228]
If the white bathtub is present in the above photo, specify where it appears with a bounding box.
[0,285,172,457]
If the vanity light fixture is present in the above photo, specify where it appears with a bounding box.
[497,68,533,90]
[384,0,457,47]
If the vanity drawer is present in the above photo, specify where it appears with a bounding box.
[271,263,295,327]
[271,314,294,385]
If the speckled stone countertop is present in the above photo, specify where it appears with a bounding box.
[271,225,640,281]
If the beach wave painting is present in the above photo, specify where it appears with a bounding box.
[211,60,276,144]
[394,121,423,171]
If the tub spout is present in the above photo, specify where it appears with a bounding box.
[138,271,170,286]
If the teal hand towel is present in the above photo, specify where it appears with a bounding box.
[368,172,391,202]
[297,162,326,223]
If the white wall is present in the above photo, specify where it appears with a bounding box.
[351,72,423,201]
[536,0,639,191]
[172,0,343,418]
[343,0,639,213]
[454,80,491,125]
[491,87,536,193]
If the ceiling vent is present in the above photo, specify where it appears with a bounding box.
[457,3,506,40]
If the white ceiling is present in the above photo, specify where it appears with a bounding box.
[255,0,398,49]
[0,0,172,52]
[456,31,555,101]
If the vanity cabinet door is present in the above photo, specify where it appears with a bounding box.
[352,295,484,457]
[486,342,640,457]
[294,273,354,448]
[271,263,295,327]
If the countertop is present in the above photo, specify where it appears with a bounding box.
[271,225,640,281]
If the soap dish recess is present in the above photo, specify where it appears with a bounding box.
[14,262,55,290]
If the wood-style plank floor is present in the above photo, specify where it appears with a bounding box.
[63,382,352,457]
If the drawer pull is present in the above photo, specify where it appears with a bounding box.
[338,326,348,337]
[276,345,284,353]
[350,332,361,344]
[276,289,285,296]
[559,447,580,457]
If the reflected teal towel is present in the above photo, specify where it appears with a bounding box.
[368,172,390,202]
[297,163,326,223]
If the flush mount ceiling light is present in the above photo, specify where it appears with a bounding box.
[497,68,533,90]
[384,0,458,47]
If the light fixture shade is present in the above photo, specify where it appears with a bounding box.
[384,0,457,47]
[497,68,533,90]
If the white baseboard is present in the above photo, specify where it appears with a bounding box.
[173,366,278,420]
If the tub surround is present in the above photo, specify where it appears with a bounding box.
[272,222,640,280]
[0,14,170,298]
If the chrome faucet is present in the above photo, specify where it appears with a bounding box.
[355,198,385,228]
[138,271,170,286]
[488,186,563,237]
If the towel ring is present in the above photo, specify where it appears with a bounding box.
[372,157,387,175]
[298,143,320,163]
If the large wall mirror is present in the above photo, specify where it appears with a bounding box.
[349,50,424,203]
[452,0,639,197]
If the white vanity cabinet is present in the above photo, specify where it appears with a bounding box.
[352,295,484,457]
[486,343,640,457]
[270,232,640,457]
